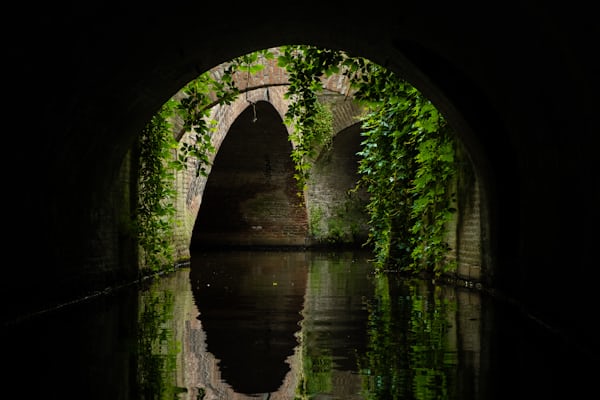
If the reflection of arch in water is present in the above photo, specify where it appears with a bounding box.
[189,250,309,395]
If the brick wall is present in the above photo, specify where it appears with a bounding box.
[445,144,482,280]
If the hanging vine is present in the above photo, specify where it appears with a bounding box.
[277,46,342,193]
[138,45,458,276]
[136,50,274,272]
[277,45,458,275]
[174,49,275,176]
[136,99,179,272]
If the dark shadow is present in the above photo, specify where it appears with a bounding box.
[189,249,308,394]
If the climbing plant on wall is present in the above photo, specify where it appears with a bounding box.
[277,45,457,275]
[139,45,457,276]
[277,46,341,193]
[174,49,275,176]
[349,59,457,274]
[136,99,179,272]
[136,51,274,271]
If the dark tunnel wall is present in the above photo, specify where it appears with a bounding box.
[4,7,599,359]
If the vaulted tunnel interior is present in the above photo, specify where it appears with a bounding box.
[6,10,598,362]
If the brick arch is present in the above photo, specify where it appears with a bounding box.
[188,100,308,248]
[175,61,365,255]
[206,47,354,99]
[178,86,291,226]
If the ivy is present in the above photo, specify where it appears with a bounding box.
[278,46,458,276]
[139,45,458,277]
[353,62,457,275]
[174,49,275,176]
[278,46,341,193]
[136,100,179,272]
[135,50,274,272]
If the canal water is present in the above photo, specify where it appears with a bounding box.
[2,249,594,399]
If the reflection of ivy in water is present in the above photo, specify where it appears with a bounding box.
[295,346,333,399]
[409,284,457,399]
[359,274,410,399]
[296,253,367,399]
[295,256,336,399]
[359,275,457,399]
[137,284,184,400]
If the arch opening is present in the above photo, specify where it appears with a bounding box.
[191,101,308,249]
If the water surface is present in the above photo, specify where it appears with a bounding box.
[3,249,594,399]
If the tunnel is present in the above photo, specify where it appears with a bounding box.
[3,6,599,364]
